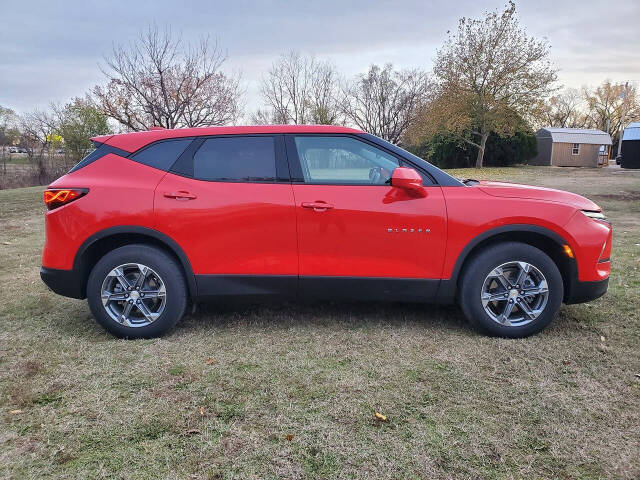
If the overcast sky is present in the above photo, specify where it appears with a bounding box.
[1,0,639,117]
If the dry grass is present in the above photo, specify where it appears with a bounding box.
[0,166,639,479]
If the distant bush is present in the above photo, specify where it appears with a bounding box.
[406,130,537,169]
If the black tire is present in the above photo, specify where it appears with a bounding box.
[459,242,563,338]
[87,244,187,338]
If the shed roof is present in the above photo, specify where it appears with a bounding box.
[622,122,640,141]
[537,128,612,145]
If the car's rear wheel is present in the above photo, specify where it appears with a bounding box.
[459,242,563,338]
[87,244,187,338]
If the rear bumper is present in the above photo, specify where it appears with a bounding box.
[40,266,85,299]
[565,277,609,305]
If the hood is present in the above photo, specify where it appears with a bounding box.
[477,181,600,211]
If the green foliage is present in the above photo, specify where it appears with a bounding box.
[407,130,537,168]
[0,127,20,147]
[55,98,110,160]
[485,130,538,167]
[0,105,19,146]
[168,365,185,376]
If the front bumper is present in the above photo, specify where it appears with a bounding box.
[565,277,609,304]
[40,266,86,299]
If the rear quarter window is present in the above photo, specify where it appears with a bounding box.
[193,136,276,182]
[130,138,193,171]
[68,143,130,173]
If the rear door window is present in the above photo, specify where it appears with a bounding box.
[193,136,276,182]
[131,138,193,171]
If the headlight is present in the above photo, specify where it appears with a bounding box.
[581,210,607,222]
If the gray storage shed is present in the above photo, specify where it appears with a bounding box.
[531,128,612,167]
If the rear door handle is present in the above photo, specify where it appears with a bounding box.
[164,191,197,200]
[301,201,334,211]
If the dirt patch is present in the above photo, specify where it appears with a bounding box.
[590,190,640,202]
[20,361,42,378]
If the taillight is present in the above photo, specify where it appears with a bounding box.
[43,188,88,210]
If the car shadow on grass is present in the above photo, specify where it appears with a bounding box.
[45,296,598,344]
[181,300,471,334]
[42,294,474,340]
[46,295,590,340]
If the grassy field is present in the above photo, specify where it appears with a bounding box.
[1,166,639,479]
[2,153,31,165]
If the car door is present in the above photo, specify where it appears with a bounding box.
[154,135,298,297]
[286,134,447,301]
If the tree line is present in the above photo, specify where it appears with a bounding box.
[1,1,639,185]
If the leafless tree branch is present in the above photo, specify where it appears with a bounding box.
[257,51,342,125]
[341,64,430,144]
[93,25,242,131]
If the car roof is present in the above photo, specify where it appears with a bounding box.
[92,124,364,153]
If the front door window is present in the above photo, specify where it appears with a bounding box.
[294,136,400,185]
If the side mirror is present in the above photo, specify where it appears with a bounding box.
[391,167,424,193]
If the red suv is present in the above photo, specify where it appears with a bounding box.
[40,125,611,338]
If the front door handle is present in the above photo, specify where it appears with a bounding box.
[164,191,197,200]
[301,201,334,211]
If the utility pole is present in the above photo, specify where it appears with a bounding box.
[617,81,629,159]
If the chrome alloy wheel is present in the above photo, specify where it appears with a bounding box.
[100,263,166,327]
[480,261,549,327]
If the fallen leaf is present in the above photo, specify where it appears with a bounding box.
[600,335,606,342]
[634,373,640,379]
[10,409,22,414]
[285,434,294,441]
[205,358,215,365]
[562,360,571,366]
[2,242,11,246]
[200,407,205,416]
[597,344,608,353]
[374,412,388,422]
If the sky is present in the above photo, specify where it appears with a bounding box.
[1,0,639,118]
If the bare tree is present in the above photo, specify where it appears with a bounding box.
[93,25,242,131]
[250,108,288,125]
[538,88,587,128]
[425,1,557,167]
[341,64,430,144]
[258,51,342,125]
[20,110,57,183]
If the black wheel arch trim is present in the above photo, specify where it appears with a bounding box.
[436,223,577,304]
[73,225,197,298]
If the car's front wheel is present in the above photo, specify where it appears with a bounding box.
[459,242,563,338]
[87,244,187,338]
